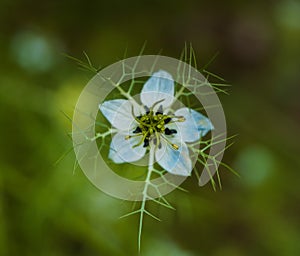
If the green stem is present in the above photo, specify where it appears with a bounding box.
[91,128,117,141]
[138,146,155,252]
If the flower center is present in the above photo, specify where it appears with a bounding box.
[126,104,185,150]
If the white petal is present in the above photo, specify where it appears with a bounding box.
[109,132,146,163]
[140,70,175,109]
[174,108,214,142]
[99,99,140,131]
[155,139,192,176]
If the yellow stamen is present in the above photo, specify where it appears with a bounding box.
[171,144,179,150]
[177,116,186,122]
[133,131,149,148]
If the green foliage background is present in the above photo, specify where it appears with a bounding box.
[1,0,300,255]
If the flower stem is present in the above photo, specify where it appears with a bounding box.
[138,145,155,252]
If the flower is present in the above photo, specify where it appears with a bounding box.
[99,70,213,176]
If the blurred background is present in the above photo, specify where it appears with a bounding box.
[1,0,300,255]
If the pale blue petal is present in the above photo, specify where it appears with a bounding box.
[191,109,214,137]
[99,99,139,131]
[174,107,214,142]
[109,132,146,163]
[155,139,192,176]
[140,70,175,109]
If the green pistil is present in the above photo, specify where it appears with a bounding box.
[128,103,185,150]
[136,112,168,135]
[131,107,180,149]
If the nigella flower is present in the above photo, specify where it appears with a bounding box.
[99,70,213,176]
